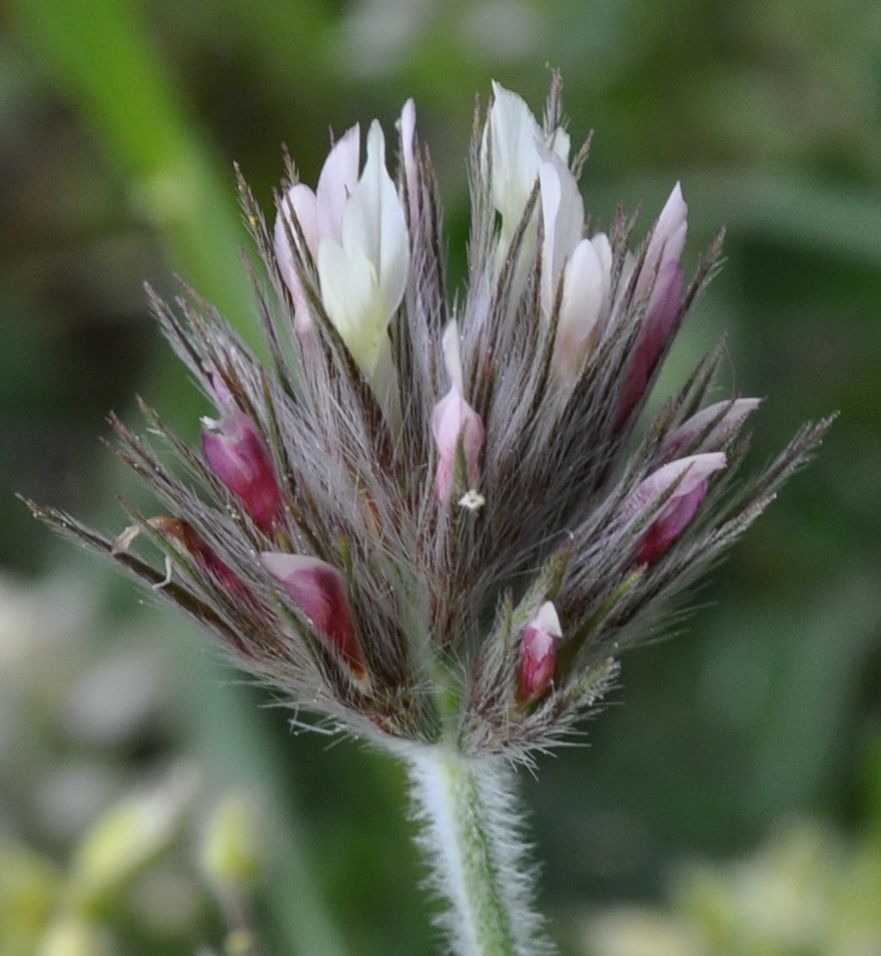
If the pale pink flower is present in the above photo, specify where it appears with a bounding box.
[431,322,485,503]
[33,77,829,765]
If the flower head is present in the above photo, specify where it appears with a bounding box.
[29,77,831,763]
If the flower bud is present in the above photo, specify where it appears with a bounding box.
[431,322,485,503]
[260,552,366,679]
[620,183,688,419]
[148,517,255,611]
[625,453,727,564]
[518,601,562,702]
[202,410,282,533]
[664,398,762,456]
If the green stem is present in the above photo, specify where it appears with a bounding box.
[406,746,554,956]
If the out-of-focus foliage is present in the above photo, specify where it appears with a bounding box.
[0,575,259,955]
[1,0,879,953]
[580,803,881,955]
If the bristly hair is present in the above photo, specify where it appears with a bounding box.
[24,76,833,765]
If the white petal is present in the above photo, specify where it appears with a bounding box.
[538,149,584,314]
[531,600,562,638]
[342,120,409,319]
[551,238,609,383]
[551,127,571,164]
[488,81,543,226]
[397,98,418,220]
[316,124,360,242]
[590,233,613,304]
[274,184,319,330]
[276,183,319,254]
[441,320,464,393]
[317,237,385,372]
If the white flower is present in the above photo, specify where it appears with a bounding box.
[274,123,360,334]
[275,119,409,387]
[317,121,409,382]
[484,81,569,244]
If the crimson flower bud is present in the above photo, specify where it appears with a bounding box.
[619,184,688,421]
[260,552,366,680]
[625,453,727,565]
[202,411,282,533]
[149,517,256,613]
[518,601,562,703]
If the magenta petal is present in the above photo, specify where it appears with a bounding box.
[520,629,556,699]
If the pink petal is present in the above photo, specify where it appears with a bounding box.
[619,260,684,421]
[274,184,319,336]
[441,320,464,392]
[637,182,688,300]
[619,184,689,422]
[431,385,485,503]
[635,481,707,564]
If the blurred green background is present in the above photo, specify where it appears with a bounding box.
[1,0,879,953]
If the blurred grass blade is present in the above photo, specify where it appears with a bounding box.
[10,0,260,345]
[11,2,351,953]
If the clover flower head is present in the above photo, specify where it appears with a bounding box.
[28,76,831,763]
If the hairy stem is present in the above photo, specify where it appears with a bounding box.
[406,746,554,956]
